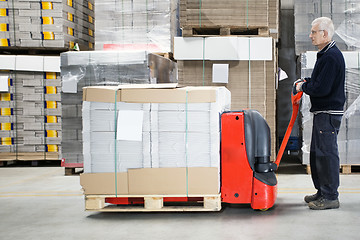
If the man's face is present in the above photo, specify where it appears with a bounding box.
[309,24,328,49]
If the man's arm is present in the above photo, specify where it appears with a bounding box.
[301,56,339,97]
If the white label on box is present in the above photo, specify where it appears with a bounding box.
[117,110,144,141]
[62,76,78,93]
[212,64,229,83]
[0,76,9,92]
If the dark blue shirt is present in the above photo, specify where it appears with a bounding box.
[302,41,346,113]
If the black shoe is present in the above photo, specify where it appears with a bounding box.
[304,193,320,203]
[308,197,340,210]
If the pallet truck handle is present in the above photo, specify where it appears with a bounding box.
[274,90,303,168]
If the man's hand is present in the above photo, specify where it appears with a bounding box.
[296,82,304,92]
[293,79,305,94]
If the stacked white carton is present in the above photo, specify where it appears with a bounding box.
[82,86,231,173]
[300,51,360,165]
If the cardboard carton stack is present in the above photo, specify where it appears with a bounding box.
[180,0,269,29]
[0,0,94,50]
[0,55,61,161]
[300,51,360,166]
[60,51,177,166]
[180,0,279,39]
[80,85,231,195]
[176,0,279,159]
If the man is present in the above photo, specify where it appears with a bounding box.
[295,17,345,210]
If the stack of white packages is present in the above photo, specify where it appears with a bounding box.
[82,87,231,173]
[151,103,223,168]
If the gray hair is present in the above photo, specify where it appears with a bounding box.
[312,17,334,39]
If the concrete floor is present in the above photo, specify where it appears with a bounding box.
[0,166,359,240]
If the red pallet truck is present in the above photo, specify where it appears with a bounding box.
[221,89,303,210]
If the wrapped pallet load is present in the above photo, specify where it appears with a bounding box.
[80,84,230,197]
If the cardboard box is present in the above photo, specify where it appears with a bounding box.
[180,0,269,28]
[82,85,220,104]
[80,172,129,195]
[80,167,219,195]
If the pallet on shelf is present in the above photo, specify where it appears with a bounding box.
[181,26,269,37]
[306,164,360,175]
[84,194,222,212]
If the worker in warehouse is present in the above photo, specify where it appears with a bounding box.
[295,17,345,210]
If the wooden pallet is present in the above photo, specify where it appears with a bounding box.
[0,46,69,55]
[64,167,84,176]
[0,160,15,167]
[182,26,269,37]
[306,164,360,175]
[85,194,222,212]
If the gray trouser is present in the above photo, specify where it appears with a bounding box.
[310,113,342,200]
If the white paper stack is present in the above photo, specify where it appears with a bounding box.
[150,102,223,168]
[82,87,231,173]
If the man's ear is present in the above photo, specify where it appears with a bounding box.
[323,30,329,38]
